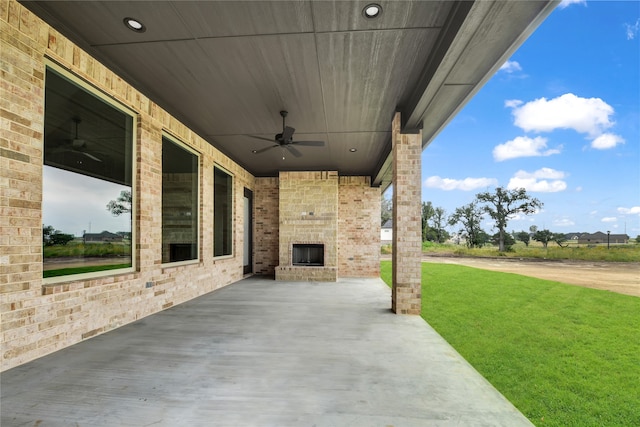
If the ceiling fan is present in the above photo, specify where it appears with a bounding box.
[251,111,324,158]
[50,117,102,162]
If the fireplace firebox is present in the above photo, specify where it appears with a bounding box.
[292,244,324,266]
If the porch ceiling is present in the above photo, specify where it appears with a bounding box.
[21,0,557,189]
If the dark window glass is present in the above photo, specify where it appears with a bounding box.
[162,137,199,263]
[214,167,233,257]
[43,67,133,279]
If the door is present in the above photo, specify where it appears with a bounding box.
[243,188,253,274]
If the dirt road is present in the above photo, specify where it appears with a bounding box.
[421,255,640,297]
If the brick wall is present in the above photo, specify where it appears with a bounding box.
[338,176,380,277]
[253,177,278,275]
[275,171,339,281]
[391,112,422,315]
[0,0,254,371]
[258,173,380,281]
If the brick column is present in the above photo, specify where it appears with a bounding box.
[391,112,422,315]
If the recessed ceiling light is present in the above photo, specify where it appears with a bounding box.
[124,17,146,33]
[363,4,382,19]
[252,150,258,154]
[349,148,357,152]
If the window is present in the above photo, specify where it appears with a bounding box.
[214,166,233,257]
[43,65,134,279]
[162,136,199,263]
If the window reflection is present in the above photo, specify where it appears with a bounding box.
[162,136,199,263]
[43,67,133,278]
[214,167,233,257]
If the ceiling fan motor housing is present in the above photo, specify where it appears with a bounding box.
[251,110,324,156]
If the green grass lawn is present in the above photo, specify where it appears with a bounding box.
[44,242,131,257]
[43,263,131,278]
[418,241,640,262]
[380,260,640,427]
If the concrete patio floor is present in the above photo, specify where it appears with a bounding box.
[1,277,533,426]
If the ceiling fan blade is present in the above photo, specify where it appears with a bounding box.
[281,126,295,142]
[285,145,302,158]
[82,151,102,162]
[254,144,278,154]
[248,135,276,142]
[291,140,324,147]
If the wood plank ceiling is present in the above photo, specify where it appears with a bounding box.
[21,0,557,189]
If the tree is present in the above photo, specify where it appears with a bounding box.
[552,232,568,248]
[475,230,491,247]
[43,224,74,246]
[532,229,554,248]
[492,231,515,250]
[50,232,75,246]
[448,202,486,248]
[515,231,531,247]
[381,195,392,226]
[43,224,55,246]
[421,201,434,241]
[431,207,449,243]
[476,187,543,252]
[107,190,132,216]
[420,202,449,243]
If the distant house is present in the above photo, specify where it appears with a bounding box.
[577,232,629,245]
[565,232,585,241]
[83,231,124,243]
[381,220,393,242]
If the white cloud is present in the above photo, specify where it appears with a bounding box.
[559,0,586,9]
[508,93,616,137]
[625,18,640,40]
[553,218,576,227]
[504,99,523,109]
[423,176,498,191]
[499,60,522,74]
[524,167,566,180]
[618,206,640,215]
[493,135,561,161]
[591,133,625,150]
[510,213,537,222]
[507,168,567,193]
[601,217,618,223]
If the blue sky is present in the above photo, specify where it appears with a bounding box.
[419,0,640,236]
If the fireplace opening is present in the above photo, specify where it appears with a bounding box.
[292,244,324,266]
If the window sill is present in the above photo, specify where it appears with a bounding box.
[42,268,136,295]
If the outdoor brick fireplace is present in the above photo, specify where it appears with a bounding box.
[275,171,338,281]
[292,243,324,266]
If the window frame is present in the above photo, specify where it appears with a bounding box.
[213,164,234,259]
[160,132,201,267]
[43,60,137,284]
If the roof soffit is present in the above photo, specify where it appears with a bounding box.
[19,0,558,184]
